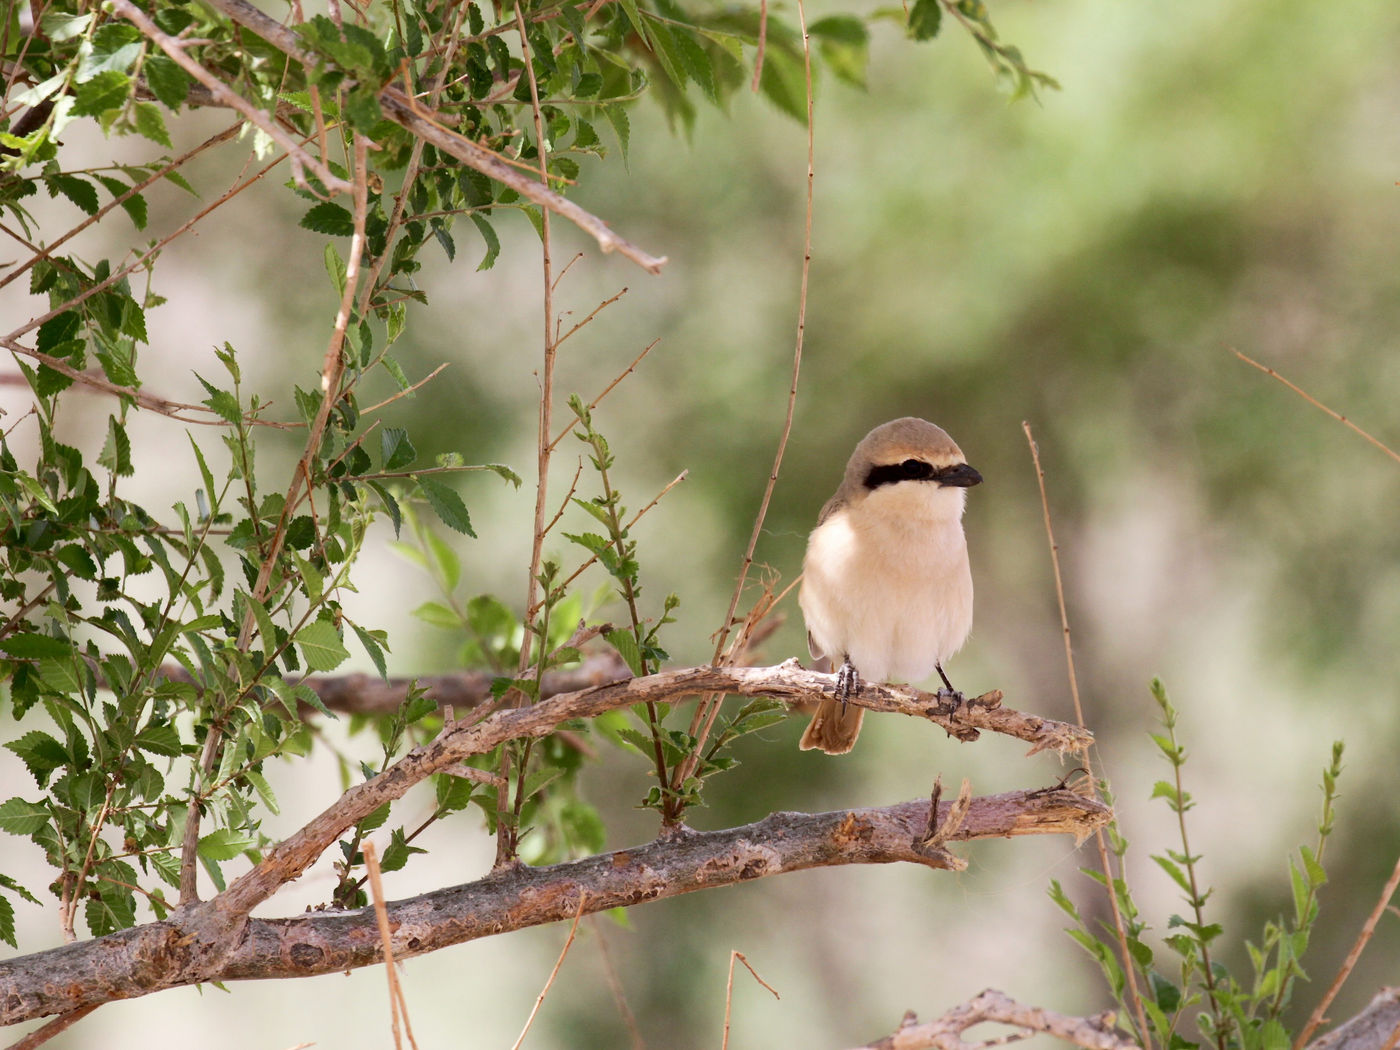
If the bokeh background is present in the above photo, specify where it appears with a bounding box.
[4,0,1400,1044]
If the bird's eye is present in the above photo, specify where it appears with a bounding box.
[901,458,931,478]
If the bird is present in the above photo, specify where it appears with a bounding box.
[798,417,982,754]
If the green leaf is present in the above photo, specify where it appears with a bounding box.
[424,527,461,591]
[53,544,97,581]
[0,798,50,835]
[381,427,417,471]
[99,416,134,477]
[810,15,869,88]
[0,633,73,659]
[412,601,461,629]
[72,71,132,116]
[49,174,99,215]
[907,0,942,40]
[302,201,356,236]
[296,619,351,672]
[144,56,191,109]
[0,895,14,948]
[5,731,68,787]
[197,827,258,861]
[470,214,500,271]
[604,628,644,675]
[132,102,173,148]
[418,477,475,536]
[134,724,183,757]
[194,372,241,423]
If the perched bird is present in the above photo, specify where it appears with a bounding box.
[798,417,982,754]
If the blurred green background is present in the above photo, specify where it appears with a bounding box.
[5,0,1400,1044]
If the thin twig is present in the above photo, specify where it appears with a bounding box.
[360,363,450,414]
[590,916,646,1050]
[510,895,588,1050]
[0,123,242,292]
[1232,349,1400,465]
[1023,421,1150,1046]
[1295,852,1400,1050]
[675,0,816,801]
[4,1004,100,1050]
[546,339,660,452]
[110,0,350,194]
[364,842,420,1050]
[722,951,780,1050]
[498,0,561,868]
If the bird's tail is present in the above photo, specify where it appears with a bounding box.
[798,699,864,755]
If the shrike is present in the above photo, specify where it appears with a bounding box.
[798,417,982,754]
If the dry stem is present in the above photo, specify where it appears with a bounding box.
[364,842,419,1050]
[510,895,587,1050]
[1023,421,1149,1044]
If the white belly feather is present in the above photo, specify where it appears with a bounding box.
[798,484,973,686]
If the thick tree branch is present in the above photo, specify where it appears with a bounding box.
[0,791,1108,1024]
[202,662,1088,937]
[153,650,632,715]
[854,988,1138,1050]
[1308,988,1400,1050]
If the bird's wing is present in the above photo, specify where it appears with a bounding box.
[815,492,846,526]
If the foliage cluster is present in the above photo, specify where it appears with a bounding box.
[1053,681,1345,1050]
[1,0,1049,951]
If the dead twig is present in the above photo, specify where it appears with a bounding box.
[510,894,587,1050]
[722,951,780,1050]
[364,842,419,1050]
[1023,421,1148,1044]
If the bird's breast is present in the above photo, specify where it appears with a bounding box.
[799,496,973,685]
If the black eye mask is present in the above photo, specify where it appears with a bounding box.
[863,459,983,491]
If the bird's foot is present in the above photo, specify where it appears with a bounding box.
[834,659,860,712]
[934,688,965,717]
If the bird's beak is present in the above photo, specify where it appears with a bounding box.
[938,463,983,487]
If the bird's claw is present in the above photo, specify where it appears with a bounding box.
[835,660,860,713]
[934,688,965,716]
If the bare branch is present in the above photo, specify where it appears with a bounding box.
[1308,988,1400,1050]
[853,989,1138,1050]
[0,791,1109,1025]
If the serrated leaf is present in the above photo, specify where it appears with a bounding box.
[302,201,355,236]
[418,477,474,536]
[5,731,68,787]
[53,544,97,581]
[72,71,132,116]
[134,724,183,757]
[99,416,134,477]
[0,633,73,659]
[197,827,257,861]
[470,214,499,271]
[132,102,173,148]
[144,55,190,109]
[295,619,350,672]
[0,798,50,835]
[604,628,644,675]
[49,174,99,215]
[381,427,416,471]
[194,372,241,423]
[0,896,14,948]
